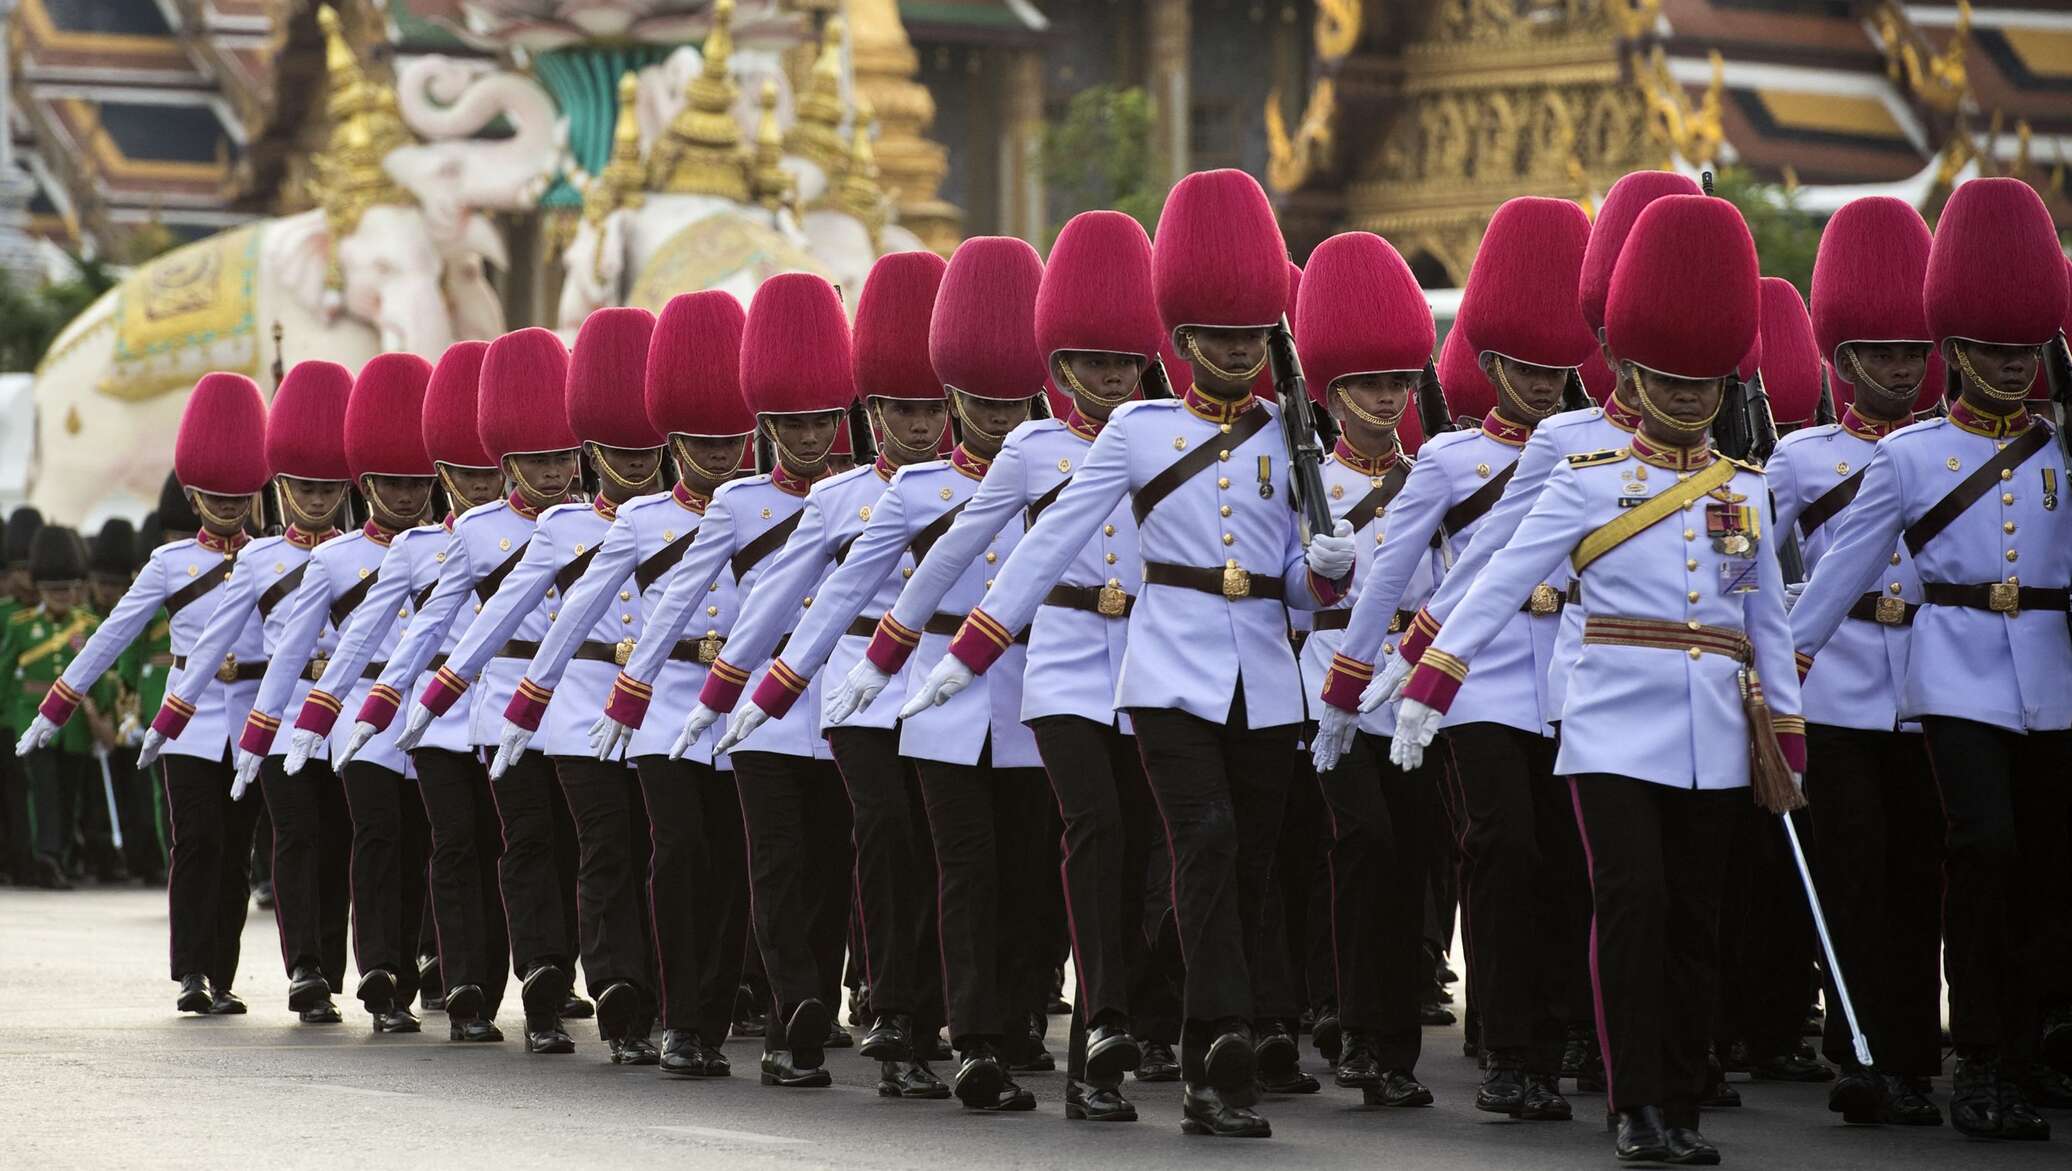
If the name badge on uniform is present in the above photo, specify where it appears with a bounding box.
[1617,495,1649,508]
[1705,501,1757,557]
[1719,559,1760,594]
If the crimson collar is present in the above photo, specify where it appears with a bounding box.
[1182,384,1257,425]
[671,481,710,514]
[1840,406,1906,441]
[1064,408,1104,442]
[1603,389,1641,434]
[592,495,619,522]
[442,513,457,533]
[1948,397,2031,439]
[361,520,402,547]
[950,445,992,481]
[871,455,897,482]
[1333,437,1400,477]
[284,525,337,550]
[196,528,248,555]
[506,490,545,520]
[770,463,819,497]
[1630,432,1715,471]
[1480,411,1533,447]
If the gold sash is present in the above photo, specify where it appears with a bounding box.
[1570,456,1737,575]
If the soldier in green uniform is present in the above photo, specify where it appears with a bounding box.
[120,486,190,884]
[1,507,45,884]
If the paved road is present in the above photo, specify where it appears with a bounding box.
[1,888,2064,1169]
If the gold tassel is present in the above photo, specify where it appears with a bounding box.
[1742,667,1806,814]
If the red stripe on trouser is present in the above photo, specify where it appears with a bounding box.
[1567,777,1616,1111]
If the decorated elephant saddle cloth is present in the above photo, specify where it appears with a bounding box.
[103,225,261,402]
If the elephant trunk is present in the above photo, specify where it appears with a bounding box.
[377,278,456,358]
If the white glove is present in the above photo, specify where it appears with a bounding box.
[899,656,974,719]
[1389,699,1443,771]
[1312,703,1359,773]
[488,720,535,780]
[14,714,58,757]
[282,728,324,776]
[392,702,435,753]
[1359,654,1415,714]
[1305,520,1357,580]
[824,660,892,725]
[589,714,634,761]
[1783,581,1806,613]
[228,749,264,801]
[335,721,377,770]
[137,727,169,769]
[710,704,768,757]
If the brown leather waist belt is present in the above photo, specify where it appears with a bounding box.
[1581,615,1750,662]
[1309,608,1418,634]
[501,638,641,667]
[1847,592,1918,627]
[847,618,878,638]
[1520,584,1566,616]
[1043,584,1135,618]
[296,656,389,682]
[171,655,268,682]
[1920,582,2069,617]
[426,654,448,674]
[923,612,1029,643]
[499,639,542,660]
[1142,560,1284,601]
[1567,581,1583,605]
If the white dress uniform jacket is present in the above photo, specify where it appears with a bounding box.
[300,521,469,754]
[94,533,262,762]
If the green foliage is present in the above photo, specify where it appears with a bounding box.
[1040,85,1166,248]
[0,252,120,373]
[1708,167,1825,298]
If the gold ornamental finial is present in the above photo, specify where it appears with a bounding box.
[750,79,794,209]
[788,16,848,174]
[312,4,412,240]
[834,100,888,246]
[583,72,648,275]
[648,0,751,199]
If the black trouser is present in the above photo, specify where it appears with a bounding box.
[162,752,263,986]
[485,751,571,981]
[730,751,853,1053]
[1445,722,1587,1073]
[1570,774,1740,1127]
[1920,718,2072,1062]
[23,747,91,864]
[415,748,510,1017]
[340,762,429,1000]
[634,755,750,1041]
[1256,760,1322,1026]
[1126,686,1296,1084]
[124,752,167,877]
[913,746,1050,1048]
[824,728,944,1039]
[0,727,25,878]
[551,756,654,1008]
[1315,730,1435,1072]
[259,755,349,989]
[1137,835,1185,1046]
[1715,802,1814,1063]
[1803,725,1942,1075]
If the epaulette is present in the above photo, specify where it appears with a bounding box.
[1725,455,1766,475]
[1564,447,1628,468]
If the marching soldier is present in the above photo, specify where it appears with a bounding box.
[492,290,758,1077]
[590,273,854,1088]
[1290,229,1444,1107]
[287,341,514,1043]
[1789,177,2071,1142]
[20,373,274,1015]
[140,360,356,1024]
[1392,192,1799,1165]
[902,170,1359,1137]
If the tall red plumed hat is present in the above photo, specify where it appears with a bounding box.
[1757,278,1823,426]
[1927,178,2067,349]
[176,372,270,495]
[1605,195,1759,380]
[1295,232,1432,406]
[853,250,947,403]
[346,353,435,480]
[647,291,753,436]
[741,273,854,415]
[1580,170,1703,333]
[1154,169,1289,333]
[1250,260,1304,401]
[1437,326,1495,421]
[931,236,1046,401]
[1736,321,1763,383]
[567,306,663,449]
[1458,198,1595,370]
[1812,196,1932,377]
[424,341,496,469]
[1037,211,1161,365]
[478,327,577,459]
[265,360,353,482]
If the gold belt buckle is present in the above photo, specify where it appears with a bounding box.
[1988,581,2020,615]
[1096,583,1128,617]
[215,654,239,683]
[1221,561,1251,600]
[305,654,328,682]
[1874,595,1906,626]
[614,637,636,666]
[1529,583,1560,616]
[698,634,724,664]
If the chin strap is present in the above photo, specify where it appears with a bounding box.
[669,436,745,487]
[276,479,340,532]
[1182,328,1269,384]
[1490,359,1559,422]
[869,403,948,463]
[504,456,577,509]
[362,477,431,530]
[436,465,500,513]
[191,490,252,532]
[588,442,663,495]
[1335,383,1406,429]
[1631,365,1721,440]
[760,420,831,478]
[1951,345,2034,403]
[950,389,1028,447]
[1058,361,1136,411]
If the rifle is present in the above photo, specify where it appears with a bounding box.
[1267,315,1335,542]
[846,398,877,465]
[1141,354,1176,400]
[1741,371,1808,583]
[1712,374,1755,462]
[1416,358,1453,443]
[1814,366,1837,427]
[1561,367,1591,412]
[2046,330,2072,466]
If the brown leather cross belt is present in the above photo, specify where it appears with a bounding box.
[1142,560,1285,601]
[923,612,1029,643]
[171,655,268,682]
[1920,582,2068,617]
[1044,584,1135,618]
[1847,592,1918,627]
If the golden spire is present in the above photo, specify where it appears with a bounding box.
[648,0,750,199]
[787,16,847,175]
[587,73,648,221]
[311,4,411,237]
[834,100,888,246]
[749,79,794,210]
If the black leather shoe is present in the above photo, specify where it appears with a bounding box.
[1951,1057,2003,1138]
[1136,1041,1181,1083]
[420,990,446,1013]
[1204,1030,1257,1095]
[661,1030,712,1076]
[1366,1069,1433,1107]
[443,983,483,1023]
[562,994,595,1020]
[1699,1053,1741,1108]
[1996,1075,2051,1141]
[287,964,328,1013]
[924,1031,954,1062]
[613,1035,660,1066]
[1665,1125,1721,1165]
[356,969,397,1016]
[33,854,72,890]
[876,1059,951,1099]
[1312,1011,1342,1065]
[596,981,638,1041]
[177,973,212,1014]
[1518,1074,1573,1121]
[1881,1074,1941,1126]
[985,1076,1037,1112]
[1066,1079,1138,1121]
[1419,1001,1457,1027]
[1180,1085,1271,1137]
[524,1015,575,1054]
[1829,1065,1886,1123]
[373,1006,421,1033]
[1575,1041,1608,1093]
[1335,1031,1381,1089]
[759,1050,832,1087]
[1614,1105,1672,1161]
[209,988,247,1015]
[861,1012,912,1062]
[954,1050,1007,1109]
[700,1044,732,1077]
[784,999,830,1069]
[416,954,441,1000]
[733,985,767,1038]
[1476,1055,1529,1114]
[1255,1025,1298,1078]
[449,1018,504,1042]
[826,1023,855,1049]
[1261,1068,1321,1094]
[1750,1053,1833,1082]
[300,998,343,1025]
[1009,1012,1053,1072]
[1562,1027,1588,1080]
[520,963,571,1021]
[1085,1024,1142,1086]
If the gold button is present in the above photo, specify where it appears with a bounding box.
[985,579,995,589]
[1226,558,1240,569]
[474,603,482,613]
[399,607,409,619]
[1686,559,1698,570]
[1217,450,1230,462]
[1103,524,1116,537]
[1683,529,1695,541]
[858,506,872,521]
[1476,463,1490,478]
[940,488,953,500]
[984,551,997,563]
[1220,505,1232,517]
[1107,577,1121,588]
[706,629,718,638]
[2003,521,2016,534]
[1687,647,1702,660]
[1686,619,1701,631]
[435,552,446,563]
[1173,437,1187,451]
[1890,553,1902,566]
[620,590,632,601]
[499,538,511,551]
[708,582,719,592]
[802,596,813,608]
[760,507,773,518]
[621,614,631,624]
[1947,458,1961,472]
[2006,550,2018,563]
[1835,461,1849,476]
[573,543,586,556]
[1382,644,1395,655]
[1057,458,1071,473]
[548,610,557,621]
[901,567,913,579]
[2002,493,2015,505]
[1217,477,1230,489]
[1687,590,1700,603]
[1105,552,1118,564]
[1373,506,1385,518]
[662,530,675,541]
[1889,583,1903,594]
[2000,468,2012,481]
[358,567,371,579]
[274,562,285,573]
[706,605,719,616]
[1222,533,1235,545]
[1375,533,1385,544]
[546,587,556,598]
[188,565,199,577]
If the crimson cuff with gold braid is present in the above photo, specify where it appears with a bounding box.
[416,666,470,718]
[238,710,281,757]
[1401,647,1470,713]
[38,679,82,727]
[698,657,752,713]
[503,678,553,732]
[602,673,653,727]
[150,694,198,740]
[1308,569,1351,609]
[1398,608,1439,665]
[357,683,404,731]
[1319,652,1372,713]
[747,658,812,719]
[1775,714,1807,774]
[295,688,345,735]
[865,614,922,674]
[948,609,1015,674]
[1793,650,1814,682]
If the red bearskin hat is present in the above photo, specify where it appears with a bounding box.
[265,360,353,482]
[1437,326,1495,422]
[1458,198,1595,371]
[931,236,1046,401]
[1926,177,2067,349]
[647,291,754,436]
[1580,170,1702,333]
[175,372,270,495]
[1037,211,1162,366]
[740,273,854,416]
[853,251,948,403]
[1295,232,1433,406]
[567,306,663,449]
[1154,169,1289,333]
[1757,278,1823,426]
[1605,195,1759,380]
[478,327,577,459]
[424,341,496,469]
[346,353,435,481]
